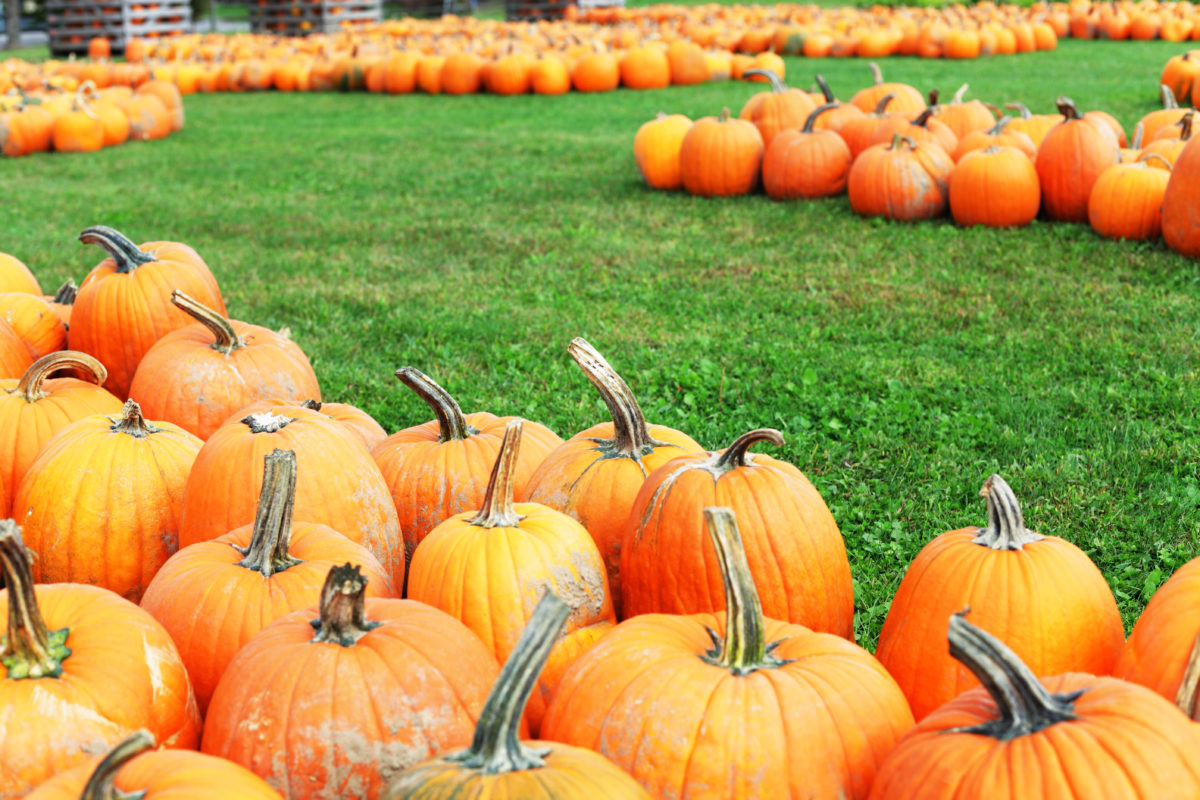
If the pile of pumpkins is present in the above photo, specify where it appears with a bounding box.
[635,65,1200,256]
[4,225,1200,799]
[0,77,184,157]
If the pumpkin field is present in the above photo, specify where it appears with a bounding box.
[2,16,1200,799]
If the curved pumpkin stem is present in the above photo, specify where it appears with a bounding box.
[51,279,78,306]
[987,115,1012,135]
[235,450,303,578]
[1175,633,1200,721]
[1129,122,1144,150]
[1004,102,1034,120]
[14,351,107,401]
[868,61,883,85]
[701,507,791,676]
[568,337,661,459]
[972,474,1043,550]
[713,428,783,471]
[802,102,838,133]
[1055,96,1080,120]
[110,399,159,438]
[815,73,834,104]
[74,80,100,120]
[79,730,156,800]
[311,563,380,647]
[952,82,969,104]
[890,133,917,151]
[913,105,937,127]
[1161,84,1178,110]
[78,226,155,274]
[946,610,1079,739]
[742,68,786,92]
[395,366,474,442]
[171,290,243,355]
[0,521,71,679]
[872,92,896,115]
[469,420,525,529]
[1139,152,1174,171]
[447,591,567,773]
[926,87,940,109]
[717,107,731,123]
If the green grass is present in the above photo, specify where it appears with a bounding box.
[2,40,1198,648]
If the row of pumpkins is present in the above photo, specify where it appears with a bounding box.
[3,227,1200,798]
[635,68,1200,255]
[0,79,185,157]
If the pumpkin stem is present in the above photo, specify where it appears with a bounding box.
[1130,122,1144,149]
[1139,152,1174,171]
[1004,102,1033,120]
[1174,633,1200,721]
[913,105,937,127]
[971,474,1044,550]
[926,87,940,108]
[872,92,896,115]
[718,107,731,123]
[79,730,156,800]
[568,337,662,460]
[447,591,567,774]
[815,73,834,103]
[0,521,71,679]
[109,399,159,438]
[1055,96,1080,120]
[242,411,296,434]
[713,428,784,470]
[468,420,526,529]
[700,507,791,676]
[78,226,155,274]
[1181,110,1194,141]
[952,82,968,104]
[395,367,475,442]
[13,351,107,401]
[987,115,1012,135]
[802,102,838,133]
[743,68,786,93]
[891,133,917,151]
[946,610,1080,740]
[51,279,78,306]
[1161,84,1178,110]
[310,564,380,646]
[171,290,243,355]
[234,450,303,578]
[868,61,883,85]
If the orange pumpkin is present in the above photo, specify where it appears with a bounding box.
[762,102,853,200]
[738,68,816,149]
[1162,131,1200,258]
[1035,96,1120,223]
[633,112,692,191]
[678,108,764,197]
[949,146,1041,228]
[0,253,41,295]
[1088,156,1172,241]
[850,61,925,114]
[0,292,66,358]
[848,134,954,222]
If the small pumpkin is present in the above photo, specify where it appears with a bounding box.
[762,102,853,200]
[679,107,764,198]
[1140,85,1191,143]
[633,112,692,191]
[1087,155,1172,241]
[0,292,66,358]
[934,83,996,140]
[738,68,817,149]
[952,115,1036,162]
[849,61,925,114]
[949,146,1041,228]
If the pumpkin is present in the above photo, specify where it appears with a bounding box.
[949,146,1041,228]
[762,102,853,200]
[180,403,404,588]
[51,83,105,153]
[382,592,649,800]
[1161,55,1200,104]
[543,507,914,799]
[1035,96,1120,223]
[141,448,393,715]
[869,611,1200,800]
[0,254,40,295]
[136,79,183,131]
[874,475,1125,721]
[619,46,670,90]
[1088,156,1172,241]
[868,93,959,156]
[408,420,615,735]
[932,83,995,140]
[1143,109,1194,169]
[0,292,66,358]
[201,563,504,800]
[808,74,865,132]
[837,92,901,161]
[14,399,202,601]
[678,107,764,197]
[1162,129,1200,258]
[530,54,570,95]
[850,61,925,114]
[23,730,282,800]
[633,112,692,191]
[524,338,702,616]
[571,52,619,93]
[299,398,386,449]
[0,316,33,379]
[128,290,321,440]
[848,134,954,222]
[0,521,201,799]
[371,366,561,583]
[0,351,121,517]
[952,115,1036,162]
[80,82,130,147]
[69,225,226,399]
[738,68,816,149]
[1141,86,1191,144]
[1003,101,1060,147]
[119,92,172,141]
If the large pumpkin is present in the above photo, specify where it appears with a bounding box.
[524,338,702,616]
[1162,132,1200,258]
[949,145,1041,228]
[201,563,504,800]
[620,428,854,638]
[874,475,1125,721]
[869,612,1200,800]
[542,507,914,799]
[0,522,201,799]
[1035,96,1120,223]
[762,102,853,200]
[678,108,764,197]
[848,134,954,222]
[738,68,817,149]
[382,593,649,800]
[141,448,394,715]
[407,421,615,735]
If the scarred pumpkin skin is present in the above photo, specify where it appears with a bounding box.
[0,523,201,800]
[0,292,66,358]
[848,134,954,222]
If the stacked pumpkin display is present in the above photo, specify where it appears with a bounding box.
[8,224,1200,800]
[636,67,1200,258]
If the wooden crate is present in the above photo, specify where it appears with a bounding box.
[503,0,569,21]
[47,0,191,55]
[381,0,473,19]
[248,0,381,35]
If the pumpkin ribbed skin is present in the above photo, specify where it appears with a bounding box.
[0,524,201,800]
[849,63,925,114]
[14,401,202,602]
[1088,159,1171,241]
[407,422,616,735]
[0,319,33,379]
[0,352,121,518]
[69,226,226,399]
[1162,134,1200,258]
[762,103,852,200]
[1035,97,1120,223]
[128,292,321,440]
[202,566,503,800]
[179,405,404,588]
[848,135,953,222]
[620,429,853,638]
[633,112,692,191]
[949,146,1041,228]
[953,116,1037,162]
[0,292,66,358]
[738,68,817,149]
[1115,556,1200,705]
[875,476,1125,721]
[0,254,41,295]
[678,108,764,197]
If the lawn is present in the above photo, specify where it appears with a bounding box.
[2,39,1198,647]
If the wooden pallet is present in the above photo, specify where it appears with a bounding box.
[47,0,191,54]
[249,0,381,35]
[504,0,569,21]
